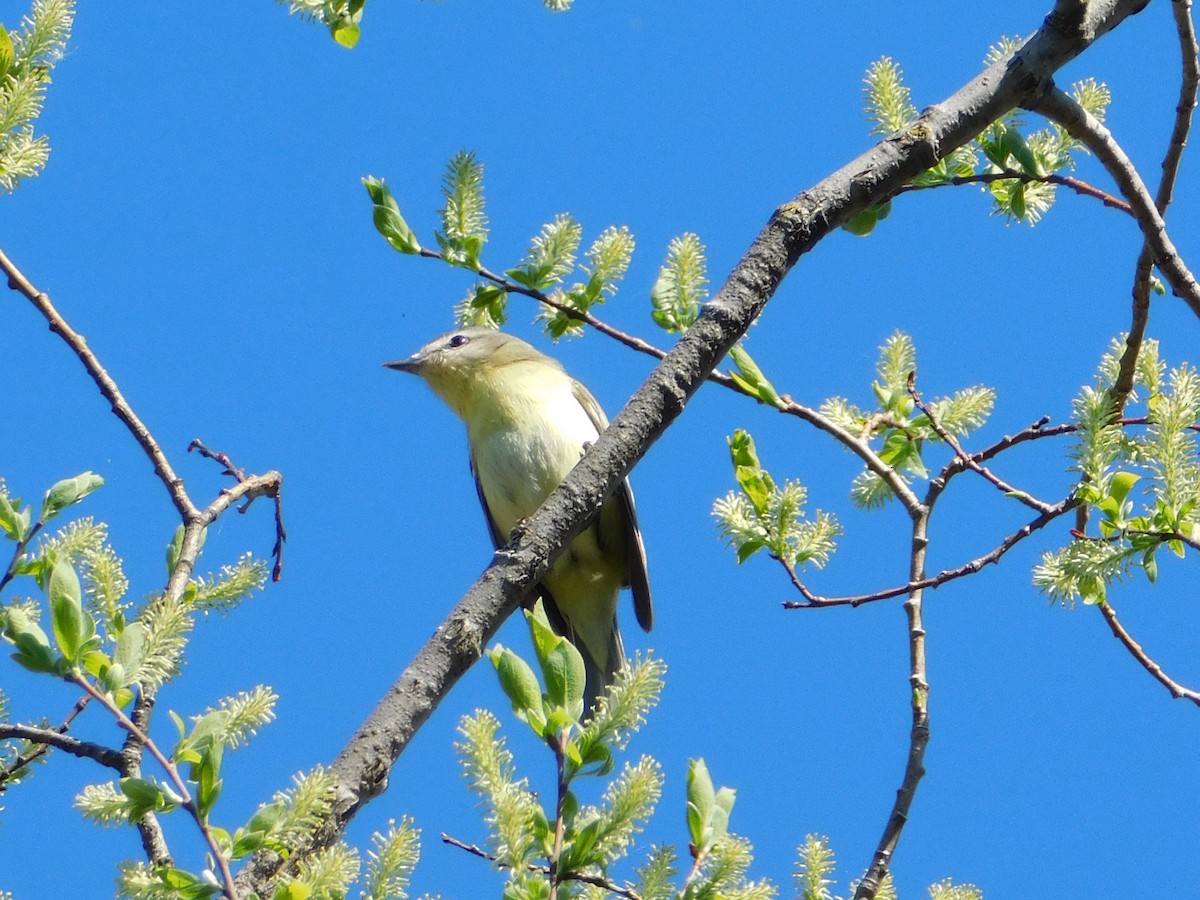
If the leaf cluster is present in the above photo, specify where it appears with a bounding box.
[461,609,779,899]
[713,431,841,569]
[366,153,728,344]
[0,0,74,192]
[1034,340,1200,605]
[855,54,1110,230]
[820,331,994,509]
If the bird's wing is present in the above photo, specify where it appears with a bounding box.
[470,452,506,550]
[472,450,570,639]
[570,379,654,633]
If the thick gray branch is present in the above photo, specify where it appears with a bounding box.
[237,0,1152,891]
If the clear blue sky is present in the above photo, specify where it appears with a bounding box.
[3,1,1199,897]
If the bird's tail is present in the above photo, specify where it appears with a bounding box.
[581,618,624,715]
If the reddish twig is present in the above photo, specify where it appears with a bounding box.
[190,441,287,581]
[1025,86,1200,319]
[892,169,1133,214]
[908,377,1055,514]
[784,497,1078,609]
[1098,599,1200,706]
[0,248,198,519]
[441,833,644,900]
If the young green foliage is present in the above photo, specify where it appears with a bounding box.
[460,607,673,896]
[0,0,74,192]
[650,232,708,334]
[856,52,1108,227]
[364,176,423,255]
[508,213,583,293]
[538,225,636,339]
[186,552,269,614]
[1034,339,1200,605]
[819,331,995,509]
[462,620,783,899]
[437,150,489,270]
[276,0,365,47]
[712,430,841,568]
[794,833,838,900]
[361,817,424,900]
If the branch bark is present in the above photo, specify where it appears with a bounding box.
[236,0,1155,892]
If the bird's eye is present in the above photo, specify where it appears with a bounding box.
[448,334,470,349]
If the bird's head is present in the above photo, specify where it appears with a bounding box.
[385,327,556,417]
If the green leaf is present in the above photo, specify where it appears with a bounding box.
[686,758,716,850]
[1143,549,1158,583]
[711,786,736,843]
[527,606,585,717]
[40,472,105,524]
[727,344,782,408]
[735,539,765,564]
[1002,126,1042,175]
[49,560,88,663]
[1010,182,1027,220]
[728,430,774,513]
[363,176,422,254]
[1108,472,1141,507]
[274,881,314,900]
[156,866,222,900]
[488,645,546,730]
[0,26,13,79]
[328,0,364,48]
[113,622,145,685]
[166,525,185,574]
[120,776,177,821]
[9,617,58,674]
[0,493,29,541]
[332,21,359,47]
[194,746,224,821]
[842,206,879,236]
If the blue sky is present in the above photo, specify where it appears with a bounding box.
[3,1,1199,897]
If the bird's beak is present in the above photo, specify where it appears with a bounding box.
[383,354,422,374]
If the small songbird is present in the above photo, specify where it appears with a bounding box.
[385,327,653,708]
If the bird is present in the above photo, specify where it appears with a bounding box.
[385,326,653,710]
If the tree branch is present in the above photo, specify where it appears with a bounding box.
[1098,599,1200,706]
[0,693,92,789]
[1109,0,1199,413]
[891,169,1133,214]
[908,378,1056,515]
[0,721,122,771]
[237,1,1156,891]
[783,497,1077,609]
[1024,84,1200,318]
[853,510,932,899]
[0,248,198,520]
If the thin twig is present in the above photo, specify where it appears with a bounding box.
[441,833,644,900]
[0,720,121,772]
[1098,599,1200,706]
[0,248,198,520]
[0,693,93,789]
[1024,86,1200,319]
[75,677,238,899]
[1109,0,1199,414]
[189,439,247,481]
[190,443,287,582]
[0,520,44,596]
[892,169,1133,214]
[908,376,1055,514]
[784,498,1078,609]
[1070,527,1200,553]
